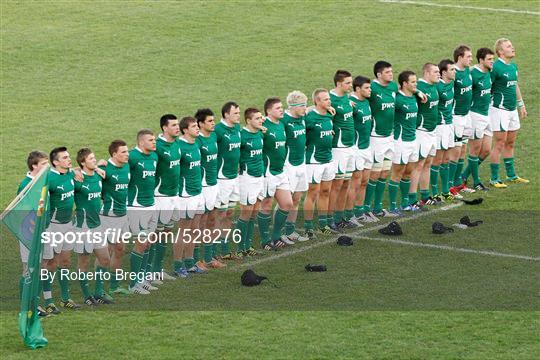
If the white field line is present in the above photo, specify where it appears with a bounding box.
[236,202,463,270]
[356,235,540,261]
[378,0,540,15]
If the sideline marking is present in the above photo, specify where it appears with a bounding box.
[378,0,540,15]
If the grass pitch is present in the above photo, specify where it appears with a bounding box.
[1,1,539,358]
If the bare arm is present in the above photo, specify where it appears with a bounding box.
[516,84,527,119]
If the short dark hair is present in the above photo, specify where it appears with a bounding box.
[438,59,454,75]
[453,45,471,62]
[195,108,214,125]
[263,97,281,116]
[49,146,67,165]
[221,101,239,118]
[27,150,48,171]
[160,114,177,131]
[334,70,352,86]
[476,47,495,62]
[398,70,416,87]
[108,139,127,157]
[352,76,370,91]
[76,147,93,167]
[422,62,437,74]
[244,107,261,121]
[179,116,197,135]
[373,60,392,77]
[137,129,154,143]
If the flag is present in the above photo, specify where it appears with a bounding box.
[0,166,49,349]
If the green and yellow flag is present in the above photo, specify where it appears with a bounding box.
[1,166,49,349]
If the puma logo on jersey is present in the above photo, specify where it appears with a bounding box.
[57,185,64,191]
[142,170,155,178]
[169,159,180,168]
[81,184,90,190]
[268,132,276,138]
[442,92,448,97]
[274,141,285,149]
[250,149,262,157]
[357,109,364,114]
[403,104,410,110]
[189,160,201,169]
[337,105,343,110]
[293,129,305,138]
[137,162,144,168]
[287,123,295,127]
[426,93,431,99]
[456,79,463,84]
[246,141,253,147]
[503,73,509,78]
[61,190,74,201]
[164,151,171,156]
[185,153,192,158]
[201,146,208,151]
[88,192,101,200]
[206,154,217,162]
[381,103,395,110]
[115,183,128,191]
[478,81,484,87]
[315,123,322,128]
[320,130,333,138]
[223,134,231,140]
[111,174,119,181]
[376,94,383,100]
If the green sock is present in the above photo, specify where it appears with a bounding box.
[110,271,120,292]
[284,221,295,236]
[420,189,430,201]
[57,267,70,301]
[468,155,481,185]
[373,178,387,212]
[318,214,327,228]
[440,163,449,194]
[204,244,213,263]
[364,179,377,211]
[272,208,289,240]
[153,243,166,272]
[19,276,25,301]
[388,180,399,211]
[327,213,333,225]
[344,209,354,221]
[257,212,271,245]
[504,157,516,179]
[184,257,195,269]
[399,179,410,208]
[430,165,440,196]
[461,162,471,182]
[408,192,418,204]
[236,218,248,252]
[193,246,201,262]
[146,245,156,273]
[454,158,464,185]
[448,161,457,187]
[129,251,143,288]
[173,260,183,273]
[94,266,108,297]
[353,205,364,217]
[220,238,230,256]
[211,244,218,259]
[141,249,150,276]
[304,219,314,231]
[490,163,500,182]
[333,211,344,223]
[246,219,255,250]
[79,273,91,298]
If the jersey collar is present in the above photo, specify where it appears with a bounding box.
[220,119,233,128]
[473,64,487,73]
[26,172,34,179]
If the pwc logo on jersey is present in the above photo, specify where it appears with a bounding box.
[429,100,439,109]
[444,99,453,107]
[206,154,218,162]
[115,183,128,191]
[405,112,417,120]
[189,160,201,169]
[381,103,395,110]
[142,170,155,179]
[361,115,371,124]
[169,159,180,169]
[274,141,286,149]
[250,149,263,157]
[506,80,517,87]
[343,112,353,121]
[320,130,333,138]
[61,190,75,201]
[229,142,241,151]
[480,89,491,97]
[460,85,472,95]
[293,129,306,138]
[88,192,101,201]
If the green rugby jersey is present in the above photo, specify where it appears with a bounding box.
[394,91,418,142]
[262,117,287,176]
[305,109,334,164]
[369,80,398,137]
[74,171,102,229]
[349,94,372,150]
[240,127,264,177]
[453,66,473,115]
[470,65,492,116]
[100,159,130,217]
[178,137,202,197]
[436,79,454,125]
[196,132,218,187]
[214,120,241,180]
[281,111,306,166]
[128,147,157,207]
[155,135,181,196]
[330,90,355,147]
[49,168,75,224]
[416,79,440,132]
[17,173,33,194]
[491,58,519,111]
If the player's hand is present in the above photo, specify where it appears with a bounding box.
[519,106,527,119]
[328,106,336,116]
[261,126,267,134]
[418,91,428,103]
[96,168,106,179]
[73,168,83,182]
[97,159,107,167]
[306,105,315,114]
[350,100,356,108]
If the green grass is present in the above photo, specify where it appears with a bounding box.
[1,0,539,358]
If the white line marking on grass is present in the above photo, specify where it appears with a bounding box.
[378,0,540,15]
[356,235,540,261]
[236,202,462,270]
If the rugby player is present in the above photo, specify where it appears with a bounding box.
[489,38,528,186]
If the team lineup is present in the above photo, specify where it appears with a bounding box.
[16,38,529,316]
